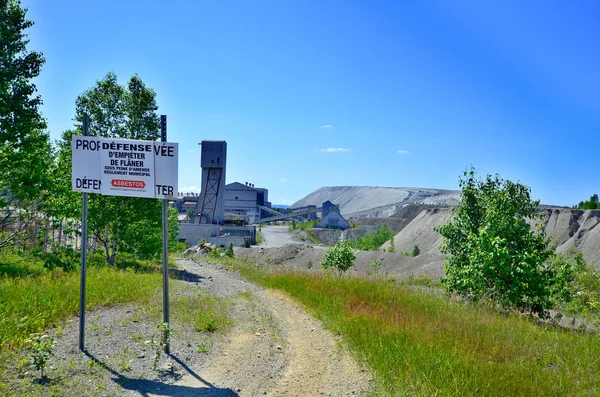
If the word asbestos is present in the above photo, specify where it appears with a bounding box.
[72,136,178,199]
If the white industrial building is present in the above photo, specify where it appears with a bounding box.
[224,182,270,218]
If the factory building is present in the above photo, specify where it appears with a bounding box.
[177,140,262,247]
[174,183,271,223]
[316,200,350,229]
[224,182,270,218]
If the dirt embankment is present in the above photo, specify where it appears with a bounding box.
[236,244,446,280]
[245,207,600,281]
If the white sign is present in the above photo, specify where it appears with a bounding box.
[72,136,178,199]
[154,142,178,198]
[100,139,155,198]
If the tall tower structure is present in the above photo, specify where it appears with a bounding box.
[196,141,227,224]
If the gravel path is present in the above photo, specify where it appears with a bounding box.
[4,259,371,396]
[259,226,305,248]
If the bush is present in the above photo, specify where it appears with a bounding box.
[40,245,78,272]
[411,245,420,257]
[350,224,395,251]
[321,240,355,275]
[225,242,234,258]
[559,251,600,317]
[437,168,556,315]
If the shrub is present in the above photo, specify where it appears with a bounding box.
[225,242,234,258]
[321,240,356,275]
[25,333,55,379]
[40,245,78,272]
[411,245,420,257]
[560,251,600,317]
[437,168,555,315]
[350,224,395,251]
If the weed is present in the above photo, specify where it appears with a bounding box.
[369,260,382,277]
[196,341,210,353]
[144,323,173,370]
[307,259,313,269]
[25,333,55,379]
[131,332,144,342]
[195,313,218,332]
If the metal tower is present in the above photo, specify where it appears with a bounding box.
[195,141,227,224]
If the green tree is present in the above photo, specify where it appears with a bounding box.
[321,240,356,275]
[0,0,51,251]
[437,168,556,314]
[55,73,162,264]
[576,194,598,210]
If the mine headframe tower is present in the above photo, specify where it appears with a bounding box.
[195,141,227,225]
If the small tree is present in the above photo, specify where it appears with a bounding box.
[321,240,355,276]
[437,168,555,315]
[411,245,420,257]
[225,242,234,258]
[25,333,55,379]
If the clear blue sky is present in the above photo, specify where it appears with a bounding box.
[24,0,599,206]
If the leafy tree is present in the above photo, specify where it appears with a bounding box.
[321,240,356,275]
[54,73,163,264]
[0,0,51,251]
[437,168,557,315]
[575,194,598,210]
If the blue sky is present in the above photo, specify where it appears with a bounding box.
[24,0,599,206]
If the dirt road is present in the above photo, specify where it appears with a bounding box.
[170,259,370,396]
[259,225,304,248]
[4,259,371,396]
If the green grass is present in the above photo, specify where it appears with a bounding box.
[229,262,600,396]
[0,255,162,351]
[172,291,231,333]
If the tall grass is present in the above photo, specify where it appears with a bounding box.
[237,266,600,396]
[0,256,162,350]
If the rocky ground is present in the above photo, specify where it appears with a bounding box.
[4,259,371,396]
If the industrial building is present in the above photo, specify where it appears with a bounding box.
[316,200,350,229]
[175,182,271,224]
[176,141,261,247]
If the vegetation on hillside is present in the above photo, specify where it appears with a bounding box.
[574,193,598,210]
[348,223,395,251]
[222,259,600,396]
[437,168,595,317]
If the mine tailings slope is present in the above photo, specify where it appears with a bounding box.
[380,207,600,267]
[291,186,460,218]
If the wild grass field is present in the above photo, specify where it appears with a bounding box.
[225,258,600,396]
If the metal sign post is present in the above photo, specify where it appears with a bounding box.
[79,113,90,352]
[160,115,170,354]
[72,114,177,353]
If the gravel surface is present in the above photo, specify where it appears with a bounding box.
[4,259,372,396]
[259,226,305,248]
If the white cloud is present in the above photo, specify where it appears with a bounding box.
[320,124,333,129]
[397,150,410,154]
[318,147,350,153]
[280,178,288,183]
[278,198,295,205]
[187,149,196,153]
[187,169,192,172]
[180,186,201,193]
